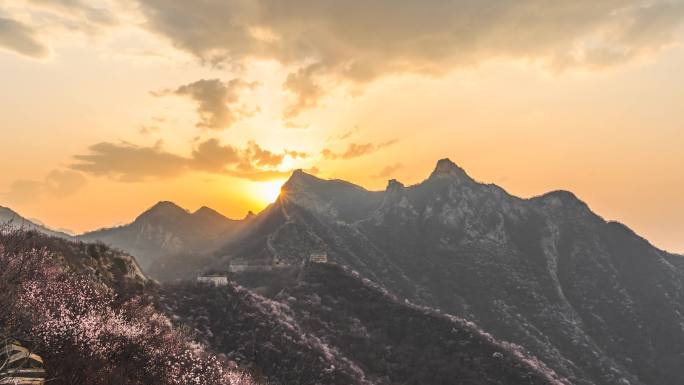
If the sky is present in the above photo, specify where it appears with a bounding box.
[0,0,683,252]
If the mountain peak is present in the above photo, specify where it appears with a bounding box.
[193,206,222,217]
[287,168,320,183]
[137,201,188,220]
[531,190,594,217]
[282,169,326,195]
[151,200,185,211]
[428,158,469,180]
[385,179,405,193]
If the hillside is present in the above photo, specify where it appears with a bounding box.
[155,262,568,385]
[0,227,256,385]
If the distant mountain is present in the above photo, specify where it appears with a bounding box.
[217,159,684,385]
[79,201,246,273]
[0,205,73,239]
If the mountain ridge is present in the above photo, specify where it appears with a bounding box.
[77,200,246,273]
[216,158,684,385]
[0,205,74,239]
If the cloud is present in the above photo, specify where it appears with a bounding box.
[27,0,117,29]
[243,141,284,167]
[0,0,117,58]
[43,169,87,196]
[326,126,361,142]
[3,180,43,204]
[322,139,397,160]
[283,65,325,118]
[3,170,87,204]
[136,0,684,116]
[71,139,305,182]
[374,163,403,178]
[0,17,49,58]
[285,149,308,159]
[139,125,160,135]
[71,141,187,182]
[283,121,309,130]
[158,78,259,130]
[190,138,240,172]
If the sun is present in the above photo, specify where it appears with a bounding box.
[251,179,286,205]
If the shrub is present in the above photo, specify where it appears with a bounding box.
[0,226,256,385]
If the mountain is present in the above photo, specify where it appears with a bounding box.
[0,205,73,239]
[78,201,245,274]
[217,159,684,385]
[157,261,568,385]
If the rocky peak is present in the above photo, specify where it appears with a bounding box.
[385,179,405,194]
[282,169,323,195]
[428,158,470,181]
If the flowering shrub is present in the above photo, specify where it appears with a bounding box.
[0,228,256,385]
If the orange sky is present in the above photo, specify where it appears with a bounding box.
[1,1,683,252]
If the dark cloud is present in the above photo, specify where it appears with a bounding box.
[71,139,305,182]
[159,78,259,130]
[136,0,684,116]
[322,139,397,160]
[3,170,87,204]
[0,17,49,58]
[374,163,403,178]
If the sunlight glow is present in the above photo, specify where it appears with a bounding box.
[250,179,286,205]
